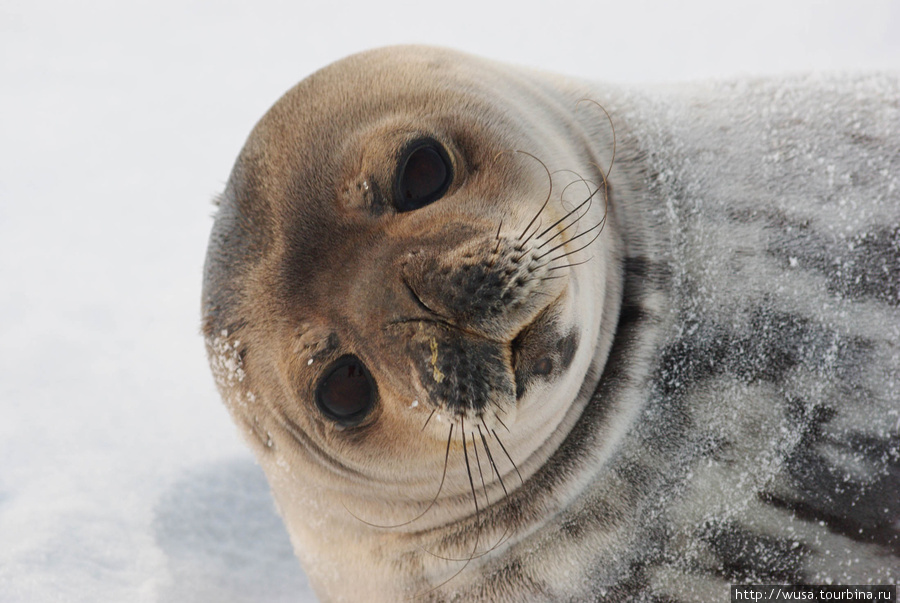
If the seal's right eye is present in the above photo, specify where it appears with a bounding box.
[315,355,377,425]
[395,140,452,212]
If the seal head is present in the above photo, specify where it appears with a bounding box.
[203,46,623,600]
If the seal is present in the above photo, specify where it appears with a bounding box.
[204,46,900,601]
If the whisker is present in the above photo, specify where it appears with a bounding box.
[545,257,594,271]
[472,427,489,506]
[575,98,617,181]
[517,217,543,250]
[486,219,505,269]
[478,422,508,498]
[493,219,503,252]
[420,424,513,561]
[574,100,615,271]
[541,218,606,263]
[528,291,555,299]
[514,150,553,241]
[413,528,481,599]
[559,175,598,206]
[343,423,453,529]
[462,420,479,517]
[552,168,599,190]
[420,421,516,565]
[535,197,594,250]
[422,408,437,431]
[535,188,598,244]
[458,430,517,558]
[492,429,524,485]
[534,215,605,261]
[414,420,484,568]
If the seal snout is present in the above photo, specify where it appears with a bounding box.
[401,234,562,343]
[396,230,568,417]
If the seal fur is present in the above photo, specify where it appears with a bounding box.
[204,46,900,601]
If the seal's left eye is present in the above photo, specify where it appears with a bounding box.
[315,355,377,425]
[395,141,452,212]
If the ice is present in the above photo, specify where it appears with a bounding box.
[0,0,896,601]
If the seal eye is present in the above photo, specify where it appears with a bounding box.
[315,355,377,424]
[395,141,452,212]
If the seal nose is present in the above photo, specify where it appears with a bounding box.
[387,227,565,417]
[335,222,561,418]
[337,236,520,417]
[401,233,559,343]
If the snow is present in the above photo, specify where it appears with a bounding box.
[0,1,897,602]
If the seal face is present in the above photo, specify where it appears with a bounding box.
[204,45,621,600]
[204,46,900,601]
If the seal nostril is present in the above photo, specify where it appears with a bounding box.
[533,357,553,375]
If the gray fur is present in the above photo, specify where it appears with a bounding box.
[487,73,900,601]
[203,49,899,602]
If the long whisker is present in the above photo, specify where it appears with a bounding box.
[552,168,599,189]
[550,172,598,245]
[462,420,479,517]
[443,426,515,561]
[478,422,507,498]
[541,218,606,264]
[559,176,598,206]
[492,429,524,485]
[420,421,526,570]
[472,427,489,506]
[457,425,515,559]
[343,423,453,529]
[514,150,553,241]
[518,168,594,257]
[535,195,595,250]
[575,98,617,181]
[578,101,615,257]
[545,257,594,272]
[535,188,598,244]
[413,528,481,599]
[533,216,605,262]
[414,420,483,571]
[422,408,437,431]
[467,424,518,555]
[517,217,543,249]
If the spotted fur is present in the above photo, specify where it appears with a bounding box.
[203,48,899,602]
[450,74,900,601]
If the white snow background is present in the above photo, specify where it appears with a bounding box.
[1,1,898,601]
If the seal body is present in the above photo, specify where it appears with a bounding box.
[203,47,900,601]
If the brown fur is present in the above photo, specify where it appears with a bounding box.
[203,46,623,600]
